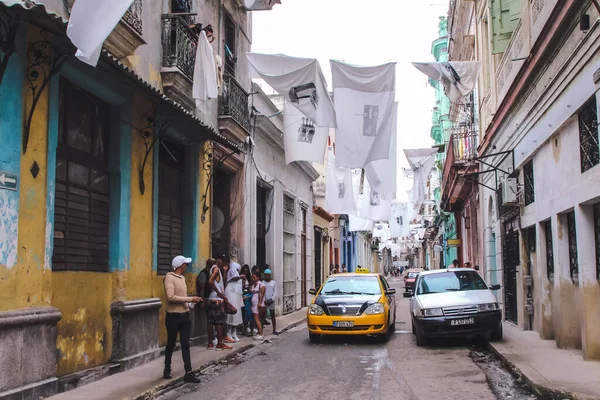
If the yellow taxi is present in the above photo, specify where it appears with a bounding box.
[307,271,396,342]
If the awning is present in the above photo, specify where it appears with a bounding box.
[0,0,68,21]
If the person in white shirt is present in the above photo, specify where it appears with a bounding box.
[262,269,278,335]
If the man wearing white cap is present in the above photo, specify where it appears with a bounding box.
[163,255,201,383]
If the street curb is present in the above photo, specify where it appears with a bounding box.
[487,342,589,400]
[132,316,306,400]
[132,344,255,400]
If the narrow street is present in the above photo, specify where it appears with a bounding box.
[165,279,535,400]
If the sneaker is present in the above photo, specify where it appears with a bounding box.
[233,335,241,342]
[245,328,251,335]
[163,369,172,379]
[273,331,280,335]
[206,343,214,350]
[212,338,218,346]
[254,335,264,341]
[215,344,233,351]
[223,337,236,344]
[183,372,201,384]
[253,328,258,334]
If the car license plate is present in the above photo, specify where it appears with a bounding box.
[451,318,475,326]
[333,321,354,327]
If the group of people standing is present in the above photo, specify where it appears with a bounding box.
[161,255,278,383]
[328,263,348,274]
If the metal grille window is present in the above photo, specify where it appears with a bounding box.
[523,160,534,205]
[594,203,600,280]
[566,212,579,281]
[283,194,296,314]
[53,79,110,272]
[543,220,554,281]
[157,142,185,275]
[578,96,600,173]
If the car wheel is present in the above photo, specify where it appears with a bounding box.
[309,333,321,343]
[411,319,416,335]
[415,330,428,346]
[377,318,391,343]
[490,325,503,341]
[390,312,396,333]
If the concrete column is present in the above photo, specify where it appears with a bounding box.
[552,213,582,349]
[536,220,554,340]
[575,205,600,359]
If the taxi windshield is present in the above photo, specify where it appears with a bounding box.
[320,276,381,296]
[417,271,488,295]
[407,272,419,278]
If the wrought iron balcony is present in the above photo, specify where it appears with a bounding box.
[450,131,478,164]
[161,15,197,82]
[219,74,251,133]
[123,0,143,36]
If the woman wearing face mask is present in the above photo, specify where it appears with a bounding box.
[250,271,266,340]
[224,261,243,342]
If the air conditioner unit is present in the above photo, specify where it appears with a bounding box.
[502,177,519,205]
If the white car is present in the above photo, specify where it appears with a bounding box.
[404,268,503,346]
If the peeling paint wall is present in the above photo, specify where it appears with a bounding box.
[53,272,112,375]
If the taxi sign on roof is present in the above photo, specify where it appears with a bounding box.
[355,267,370,273]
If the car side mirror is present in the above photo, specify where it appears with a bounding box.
[385,288,396,295]
[403,291,413,298]
[309,289,318,295]
[489,284,501,291]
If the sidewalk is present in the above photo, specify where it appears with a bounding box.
[47,308,307,400]
[489,323,600,400]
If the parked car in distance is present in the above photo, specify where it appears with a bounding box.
[405,268,502,346]
[403,268,424,293]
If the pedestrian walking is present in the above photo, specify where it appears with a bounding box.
[449,259,459,269]
[224,261,243,342]
[250,271,266,340]
[262,269,278,335]
[341,263,348,273]
[207,258,232,351]
[163,255,201,383]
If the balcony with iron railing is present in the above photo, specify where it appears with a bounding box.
[103,0,145,60]
[160,14,198,108]
[441,130,479,212]
[218,73,251,135]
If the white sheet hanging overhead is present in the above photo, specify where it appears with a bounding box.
[348,213,374,232]
[67,0,134,66]
[283,102,330,164]
[411,61,481,103]
[324,148,356,214]
[404,148,438,212]
[390,202,409,239]
[247,53,336,128]
[364,102,398,198]
[192,31,218,101]
[358,172,391,221]
[331,60,396,168]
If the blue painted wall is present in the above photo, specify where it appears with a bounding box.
[0,33,24,268]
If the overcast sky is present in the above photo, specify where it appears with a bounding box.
[250,0,449,201]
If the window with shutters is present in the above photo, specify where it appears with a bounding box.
[523,160,534,205]
[490,0,521,54]
[566,211,579,282]
[53,79,110,272]
[543,220,554,281]
[157,141,186,275]
[578,96,600,173]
